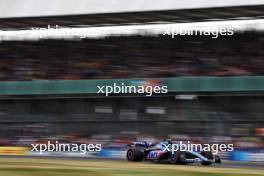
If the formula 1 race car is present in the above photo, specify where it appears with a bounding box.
[126,140,221,165]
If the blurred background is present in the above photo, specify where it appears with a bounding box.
[0,0,263,169]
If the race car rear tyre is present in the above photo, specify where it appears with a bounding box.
[127,149,144,161]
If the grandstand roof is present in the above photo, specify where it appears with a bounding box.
[0,5,263,30]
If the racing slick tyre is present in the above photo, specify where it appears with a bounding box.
[201,161,212,166]
[215,155,222,163]
[201,151,214,160]
[127,149,144,161]
[170,151,186,164]
[201,151,213,166]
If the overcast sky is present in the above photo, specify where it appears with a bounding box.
[0,0,264,18]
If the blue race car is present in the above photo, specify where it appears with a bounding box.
[126,140,221,165]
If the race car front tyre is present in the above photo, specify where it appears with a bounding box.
[127,149,144,161]
[201,151,214,160]
[215,155,222,163]
[201,161,212,166]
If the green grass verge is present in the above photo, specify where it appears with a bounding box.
[0,157,262,176]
